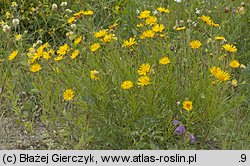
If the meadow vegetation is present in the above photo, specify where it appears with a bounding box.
[0,0,249,149]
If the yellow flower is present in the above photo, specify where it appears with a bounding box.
[140,30,155,39]
[90,43,100,52]
[63,89,74,101]
[214,36,225,40]
[229,60,240,68]
[121,81,133,90]
[74,36,82,45]
[83,10,94,15]
[71,50,79,59]
[138,75,151,87]
[189,40,202,49]
[138,10,151,19]
[183,100,193,111]
[57,44,69,56]
[68,17,75,24]
[42,52,51,60]
[145,16,157,26]
[199,15,211,23]
[102,34,113,43]
[15,34,22,41]
[199,15,219,27]
[157,7,170,13]
[176,26,186,31]
[222,44,237,53]
[138,63,151,75]
[159,56,171,65]
[211,67,230,82]
[210,66,222,76]
[231,79,238,87]
[216,70,230,82]
[54,56,63,61]
[152,24,165,32]
[30,64,41,72]
[122,37,136,47]
[8,50,18,61]
[94,29,107,38]
[90,70,99,80]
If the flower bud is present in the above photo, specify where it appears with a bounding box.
[12,18,19,26]
[52,4,58,11]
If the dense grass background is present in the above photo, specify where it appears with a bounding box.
[0,0,249,149]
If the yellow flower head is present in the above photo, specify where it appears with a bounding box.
[42,52,51,60]
[122,37,136,47]
[159,56,171,65]
[138,75,151,87]
[138,63,151,75]
[90,70,99,80]
[152,24,165,33]
[210,66,222,76]
[214,36,225,41]
[157,7,170,13]
[71,50,79,59]
[138,10,151,19]
[229,60,240,68]
[216,70,230,82]
[231,79,238,87]
[54,56,63,61]
[190,40,202,49]
[90,43,100,52]
[83,10,94,15]
[74,36,82,45]
[94,29,107,38]
[63,89,74,101]
[199,15,219,27]
[199,15,211,23]
[176,26,186,31]
[30,64,41,72]
[222,44,237,53]
[183,100,193,111]
[102,34,113,43]
[145,16,157,26]
[57,44,69,56]
[8,50,18,61]
[140,30,155,39]
[68,17,75,24]
[121,81,133,90]
[15,34,22,41]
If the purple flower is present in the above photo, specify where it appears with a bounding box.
[190,134,195,143]
[173,120,180,126]
[175,125,186,135]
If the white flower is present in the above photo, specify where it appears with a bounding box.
[36,40,43,45]
[65,9,72,13]
[2,24,11,32]
[52,4,58,11]
[12,19,19,26]
[195,8,201,14]
[60,2,67,7]
[153,10,158,15]
[70,24,76,30]
[174,0,182,2]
